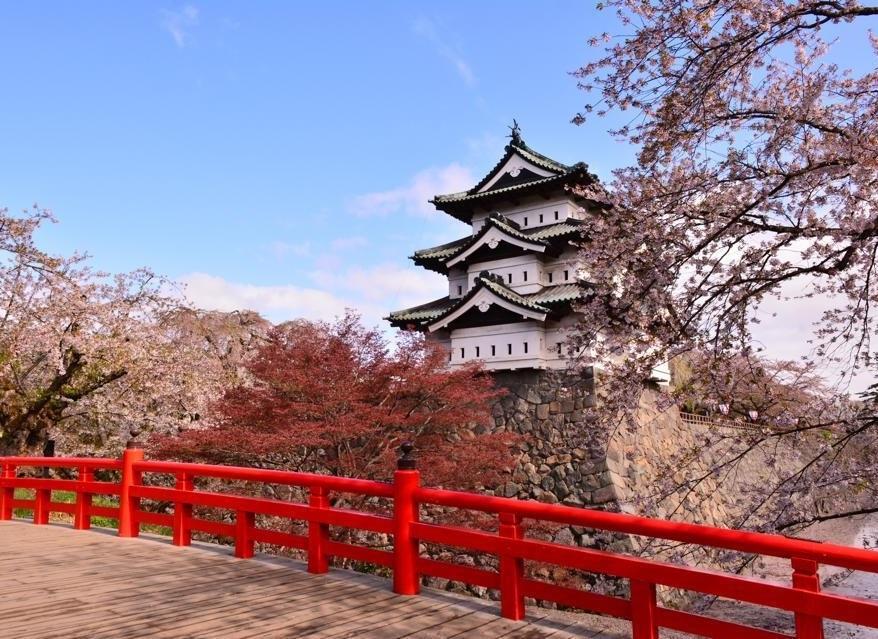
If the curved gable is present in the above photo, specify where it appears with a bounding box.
[427,279,549,332]
[475,152,557,193]
[446,223,547,268]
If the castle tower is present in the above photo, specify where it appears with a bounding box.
[388,125,623,374]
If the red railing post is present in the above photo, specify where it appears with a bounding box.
[0,462,16,520]
[74,465,93,530]
[630,579,658,639]
[792,558,825,639]
[234,510,255,559]
[118,443,143,537]
[308,485,330,574]
[172,471,193,546]
[34,482,51,525]
[499,512,525,620]
[393,442,420,596]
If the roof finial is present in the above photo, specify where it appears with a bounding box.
[507,119,522,145]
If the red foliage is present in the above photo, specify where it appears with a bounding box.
[151,312,515,489]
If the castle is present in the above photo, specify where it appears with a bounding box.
[387,124,670,384]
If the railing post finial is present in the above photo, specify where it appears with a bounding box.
[397,441,417,470]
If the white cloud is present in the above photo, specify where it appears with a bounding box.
[413,17,476,87]
[179,272,352,323]
[750,278,871,394]
[179,264,447,330]
[161,4,199,48]
[348,163,474,218]
[310,263,447,307]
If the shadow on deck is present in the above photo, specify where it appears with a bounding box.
[0,521,637,639]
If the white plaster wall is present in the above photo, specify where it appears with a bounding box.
[447,267,468,298]
[463,249,580,293]
[466,254,544,294]
[449,321,548,369]
[471,198,580,233]
[445,321,592,371]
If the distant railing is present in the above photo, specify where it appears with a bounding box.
[1,444,877,639]
[680,411,766,432]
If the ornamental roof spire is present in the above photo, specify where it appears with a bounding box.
[507,119,523,145]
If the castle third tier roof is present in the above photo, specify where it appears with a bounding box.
[429,135,610,223]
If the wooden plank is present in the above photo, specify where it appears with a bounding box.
[0,521,643,638]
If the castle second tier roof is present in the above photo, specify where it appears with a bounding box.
[412,214,586,273]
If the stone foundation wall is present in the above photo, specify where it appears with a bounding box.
[483,368,802,602]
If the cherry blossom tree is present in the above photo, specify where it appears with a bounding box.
[152,312,514,489]
[573,0,877,382]
[0,206,230,456]
[570,1,878,528]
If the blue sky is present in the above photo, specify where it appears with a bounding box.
[0,3,869,389]
[1,2,627,323]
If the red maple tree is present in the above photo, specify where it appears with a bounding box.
[152,312,514,489]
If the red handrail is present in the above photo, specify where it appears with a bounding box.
[0,448,875,639]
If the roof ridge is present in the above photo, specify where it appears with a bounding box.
[477,273,550,312]
[511,141,572,174]
[411,235,470,258]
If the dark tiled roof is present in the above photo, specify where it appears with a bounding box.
[385,296,456,324]
[411,236,470,261]
[467,140,571,194]
[433,172,570,205]
[411,215,585,272]
[477,275,551,314]
[386,275,585,329]
[528,283,583,305]
[428,137,610,223]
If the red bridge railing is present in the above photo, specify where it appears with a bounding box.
[1,444,876,639]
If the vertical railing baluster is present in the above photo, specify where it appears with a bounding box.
[792,558,825,639]
[630,579,658,639]
[74,465,93,530]
[172,471,193,546]
[499,512,525,620]
[0,462,16,520]
[34,470,50,526]
[308,485,330,573]
[234,510,255,559]
[393,442,420,596]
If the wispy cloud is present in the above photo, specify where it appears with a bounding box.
[348,163,474,218]
[161,4,199,48]
[330,236,369,251]
[413,17,476,87]
[268,240,311,262]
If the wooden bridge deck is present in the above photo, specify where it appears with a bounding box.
[0,521,635,639]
